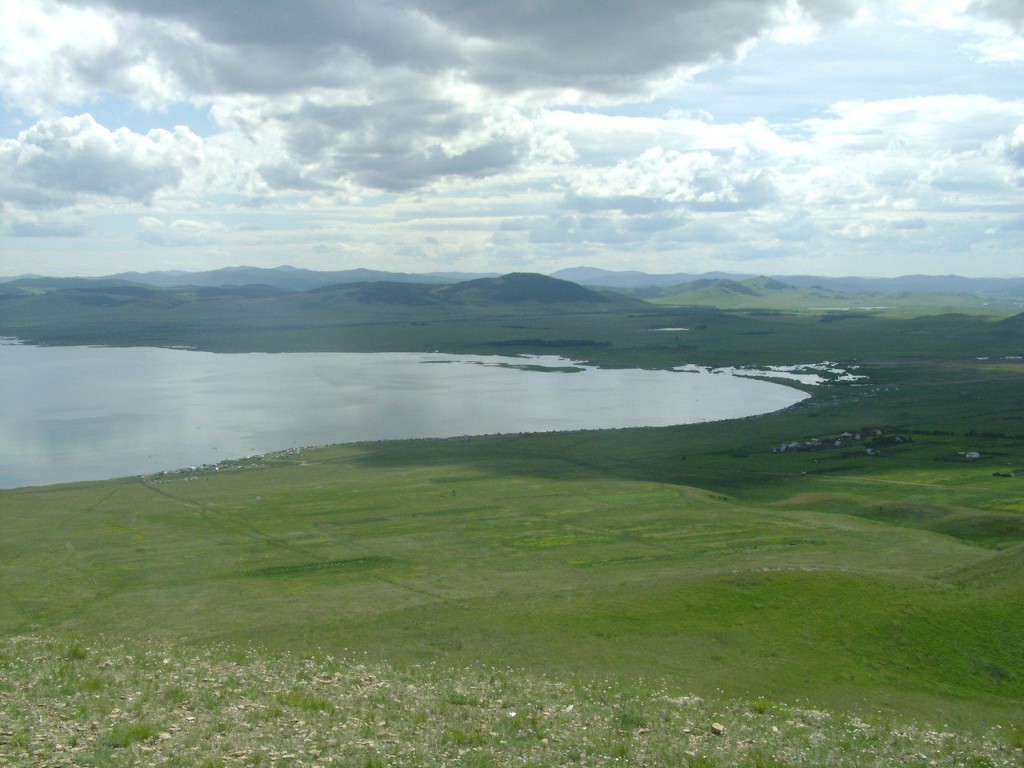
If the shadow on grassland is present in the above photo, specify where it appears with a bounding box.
[346,406,835,495]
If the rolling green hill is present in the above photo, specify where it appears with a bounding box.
[436,272,617,304]
[2,400,1023,725]
[997,311,1024,333]
[299,272,624,307]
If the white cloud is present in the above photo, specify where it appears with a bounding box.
[901,0,1024,62]
[259,89,530,193]
[135,216,227,247]
[0,1,118,115]
[1005,124,1024,169]
[8,217,92,238]
[0,114,201,206]
[0,0,195,115]
[566,146,777,212]
[802,95,1024,152]
[967,0,1024,31]
[783,95,1024,219]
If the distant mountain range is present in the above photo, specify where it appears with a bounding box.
[0,272,635,312]
[550,267,746,288]
[2,265,1022,311]
[3,264,1022,301]
[112,265,501,291]
[0,265,499,292]
[3,269,1021,352]
[550,266,1024,300]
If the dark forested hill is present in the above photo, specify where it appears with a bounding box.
[436,272,615,304]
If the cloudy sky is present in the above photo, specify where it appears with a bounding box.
[1,0,1022,278]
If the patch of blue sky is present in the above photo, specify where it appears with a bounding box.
[0,94,216,138]
[555,21,1020,128]
[674,22,1021,124]
[82,93,217,136]
[0,104,36,137]
[548,101,681,119]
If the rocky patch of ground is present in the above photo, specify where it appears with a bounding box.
[1,636,1020,767]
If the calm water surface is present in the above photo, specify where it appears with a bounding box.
[0,343,808,488]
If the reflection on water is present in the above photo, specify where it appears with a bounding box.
[0,344,808,488]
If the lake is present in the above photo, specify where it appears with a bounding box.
[0,343,809,488]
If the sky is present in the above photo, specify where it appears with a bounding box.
[1,1,1023,279]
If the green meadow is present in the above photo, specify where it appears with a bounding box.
[2,281,1023,765]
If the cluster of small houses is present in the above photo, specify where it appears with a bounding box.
[774,428,902,457]
[774,429,990,462]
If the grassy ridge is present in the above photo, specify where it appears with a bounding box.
[3,419,1022,722]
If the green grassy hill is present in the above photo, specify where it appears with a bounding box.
[997,311,1024,333]
[3,388,1023,723]
[436,272,619,304]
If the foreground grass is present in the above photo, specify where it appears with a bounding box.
[3,635,1021,768]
